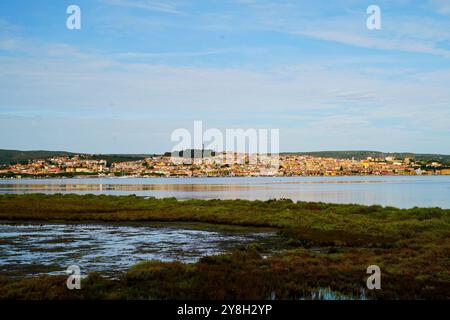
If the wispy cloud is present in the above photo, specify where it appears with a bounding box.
[297,28,450,59]
[236,1,450,59]
[98,0,184,15]
[429,0,450,15]
[115,48,236,59]
[1,41,449,122]
[0,37,25,51]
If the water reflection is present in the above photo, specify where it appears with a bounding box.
[0,223,274,277]
[0,176,449,208]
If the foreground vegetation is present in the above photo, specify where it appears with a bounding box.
[0,194,449,299]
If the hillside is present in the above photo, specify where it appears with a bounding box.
[2,149,450,166]
[281,151,450,163]
[0,149,152,165]
[0,150,75,165]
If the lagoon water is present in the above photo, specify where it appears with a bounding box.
[1,175,449,208]
[0,223,272,277]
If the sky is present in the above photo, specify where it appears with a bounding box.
[0,0,450,154]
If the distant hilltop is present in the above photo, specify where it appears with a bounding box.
[0,149,154,165]
[0,148,449,165]
[281,151,450,163]
[2,148,450,178]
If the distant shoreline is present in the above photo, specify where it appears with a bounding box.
[1,173,449,180]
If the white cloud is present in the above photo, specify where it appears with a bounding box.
[98,0,184,15]
[1,45,449,128]
[234,1,450,59]
[298,29,450,59]
[115,48,236,59]
[429,0,450,15]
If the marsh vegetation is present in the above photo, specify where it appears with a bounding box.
[0,194,448,299]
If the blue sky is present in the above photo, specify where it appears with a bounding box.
[1,0,450,154]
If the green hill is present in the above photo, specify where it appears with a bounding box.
[282,151,450,163]
[0,150,75,165]
[2,149,449,166]
[0,149,153,165]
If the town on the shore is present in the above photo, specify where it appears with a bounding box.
[1,152,450,178]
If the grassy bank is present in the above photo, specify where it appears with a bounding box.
[0,194,449,299]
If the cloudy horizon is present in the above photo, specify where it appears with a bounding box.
[1,0,450,154]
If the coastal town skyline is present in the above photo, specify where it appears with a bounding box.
[2,149,450,178]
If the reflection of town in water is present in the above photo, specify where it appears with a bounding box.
[1,176,449,209]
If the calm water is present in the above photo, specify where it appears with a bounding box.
[1,176,449,208]
[0,223,273,277]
